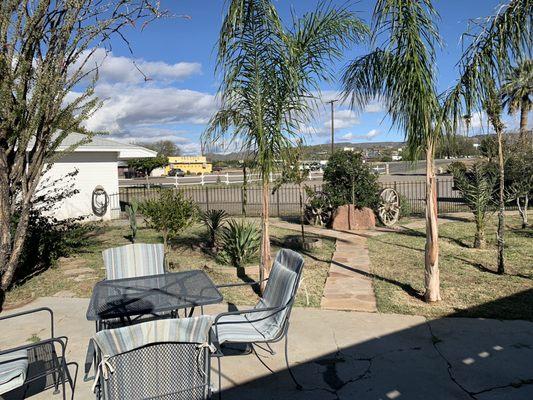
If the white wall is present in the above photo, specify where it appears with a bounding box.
[38,151,120,220]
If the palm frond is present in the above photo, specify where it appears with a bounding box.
[445,0,532,127]
[342,0,443,156]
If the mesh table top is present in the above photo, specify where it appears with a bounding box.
[86,270,223,321]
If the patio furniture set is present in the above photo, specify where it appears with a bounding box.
[0,243,305,400]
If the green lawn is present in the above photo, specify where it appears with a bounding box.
[368,214,533,320]
[5,218,334,309]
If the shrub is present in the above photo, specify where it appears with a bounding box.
[323,151,380,209]
[219,219,260,269]
[399,194,411,219]
[200,209,229,247]
[15,210,96,285]
[139,190,197,252]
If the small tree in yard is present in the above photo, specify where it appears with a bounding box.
[273,144,309,247]
[449,162,497,248]
[505,147,532,228]
[0,0,163,309]
[139,191,197,255]
[323,151,380,209]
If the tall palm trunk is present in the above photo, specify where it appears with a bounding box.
[496,127,506,274]
[519,99,530,147]
[424,139,441,302]
[474,214,486,249]
[260,179,271,292]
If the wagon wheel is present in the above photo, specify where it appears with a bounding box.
[377,188,400,226]
[304,192,333,226]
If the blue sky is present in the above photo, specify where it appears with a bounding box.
[83,0,514,154]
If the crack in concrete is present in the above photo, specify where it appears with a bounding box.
[425,321,533,399]
[425,320,478,399]
[472,378,533,396]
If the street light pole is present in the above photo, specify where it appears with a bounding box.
[327,99,338,155]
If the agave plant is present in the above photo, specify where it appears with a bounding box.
[200,209,229,248]
[219,219,260,269]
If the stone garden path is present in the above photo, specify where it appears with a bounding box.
[273,215,463,312]
[272,220,378,312]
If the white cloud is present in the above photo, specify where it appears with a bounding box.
[365,100,385,113]
[84,84,217,133]
[342,129,381,141]
[75,48,201,84]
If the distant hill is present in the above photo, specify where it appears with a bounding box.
[206,140,405,162]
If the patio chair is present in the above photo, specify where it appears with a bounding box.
[211,248,305,397]
[91,315,214,400]
[102,243,165,280]
[0,307,77,400]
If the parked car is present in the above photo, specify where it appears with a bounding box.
[168,168,185,177]
[213,166,223,172]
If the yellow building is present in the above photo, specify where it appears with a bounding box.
[165,156,212,175]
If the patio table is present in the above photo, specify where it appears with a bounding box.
[86,270,223,330]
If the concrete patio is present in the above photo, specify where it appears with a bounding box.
[1,296,532,400]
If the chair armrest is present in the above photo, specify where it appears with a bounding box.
[216,277,269,289]
[0,307,54,338]
[0,337,67,359]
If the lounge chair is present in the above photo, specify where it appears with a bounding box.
[0,307,77,399]
[211,248,305,397]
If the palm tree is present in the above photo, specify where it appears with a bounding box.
[501,59,532,144]
[204,0,367,289]
[342,0,445,302]
[445,0,532,274]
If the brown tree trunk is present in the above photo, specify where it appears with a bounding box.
[496,128,505,274]
[474,222,486,249]
[299,184,305,247]
[519,99,529,146]
[260,179,271,293]
[424,140,441,302]
[517,195,528,229]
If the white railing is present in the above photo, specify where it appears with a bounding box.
[169,170,324,187]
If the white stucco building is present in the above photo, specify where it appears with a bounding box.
[38,133,155,220]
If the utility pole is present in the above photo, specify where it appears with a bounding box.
[327,99,338,155]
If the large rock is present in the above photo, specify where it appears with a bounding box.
[331,205,376,231]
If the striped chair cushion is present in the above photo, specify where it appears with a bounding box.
[215,249,304,345]
[0,350,28,395]
[94,316,213,357]
[215,314,272,344]
[102,243,165,280]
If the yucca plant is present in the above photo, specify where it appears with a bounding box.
[126,200,139,243]
[200,209,229,248]
[219,219,260,269]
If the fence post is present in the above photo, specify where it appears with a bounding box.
[205,186,209,211]
[277,190,280,217]
[385,163,390,175]
[201,174,205,186]
[175,174,178,188]
[226,173,230,185]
